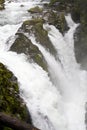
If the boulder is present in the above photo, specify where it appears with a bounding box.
[43,10,69,34]
[0,0,5,10]
[10,33,47,71]
[21,18,57,56]
[0,63,32,130]
[28,6,43,13]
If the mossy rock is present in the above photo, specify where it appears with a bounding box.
[0,4,4,10]
[49,0,58,6]
[21,18,57,56]
[28,6,43,13]
[70,0,87,69]
[43,10,69,34]
[0,0,5,10]
[0,63,32,129]
[74,25,87,69]
[49,0,71,11]
[10,33,47,71]
[57,12,69,33]
[0,0,4,4]
[23,18,45,29]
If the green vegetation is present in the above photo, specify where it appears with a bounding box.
[0,63,31,130]
[0,0,5,10]
[10,33,47,71]
[23,18,45,28]
[0,0,4,4]
[49,0,87,26]
[28,6,43,13]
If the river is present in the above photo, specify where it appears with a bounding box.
[0,0,87,130]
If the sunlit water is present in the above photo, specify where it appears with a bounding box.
[0,1,87,130]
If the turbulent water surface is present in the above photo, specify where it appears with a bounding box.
[0,0,87,130]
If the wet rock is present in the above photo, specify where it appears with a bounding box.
[71,5,80,23]
[0,0,5,10]
[0,63,32,130]
[74,25,87,70]
[21,18,57,55]
[28,6,43,13]
[43,10,69,34]
[10,33,47,71]
[49,0,59,6]
[72,1,87,69]
[48,0,87,70]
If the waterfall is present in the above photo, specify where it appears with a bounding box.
[0,0,87,130]
[29,14,87,130]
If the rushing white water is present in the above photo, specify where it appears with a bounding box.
[0,0,87,130]
[29,14,87,130]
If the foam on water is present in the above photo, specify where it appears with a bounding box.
[0,1,87,130]
[0,51,67,130]
[28,14,87,130]
[0,0,41,25]
[42,14,87,130]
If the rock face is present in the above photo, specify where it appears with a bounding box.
[0,0,5,10]
[21,18,57,55]
[43,10,69,34]
[71,0,87,69]
[74,25,87,69]
[10,33,47,71]
[0,63,32,130]
[49,0,87,69]
[10,3,70,71]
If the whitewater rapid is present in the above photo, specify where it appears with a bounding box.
[0,1,87,130]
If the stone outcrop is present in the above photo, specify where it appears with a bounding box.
[0,0,5,10]
[49,0,87,69]
[10,33,47,71]
[21,18,57,55]
[0,63,32,130]
[10,3,70,71]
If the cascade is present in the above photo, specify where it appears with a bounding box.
[29,14,87,130]
[0,0,87,130]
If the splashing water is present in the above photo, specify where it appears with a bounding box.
[29,14,87,130]
[0,1,87,130]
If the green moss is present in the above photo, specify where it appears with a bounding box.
[28,6,43,13]
[0,0,4,4]
[3,127,12,130]
[57,12,67,33]
[10,33,47,71]
[34,22,48,40]
[23,18,45,27]
[0,63,31,129]
[21,17,57,55]
[49,0,58,6]
[0,0,5,10]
